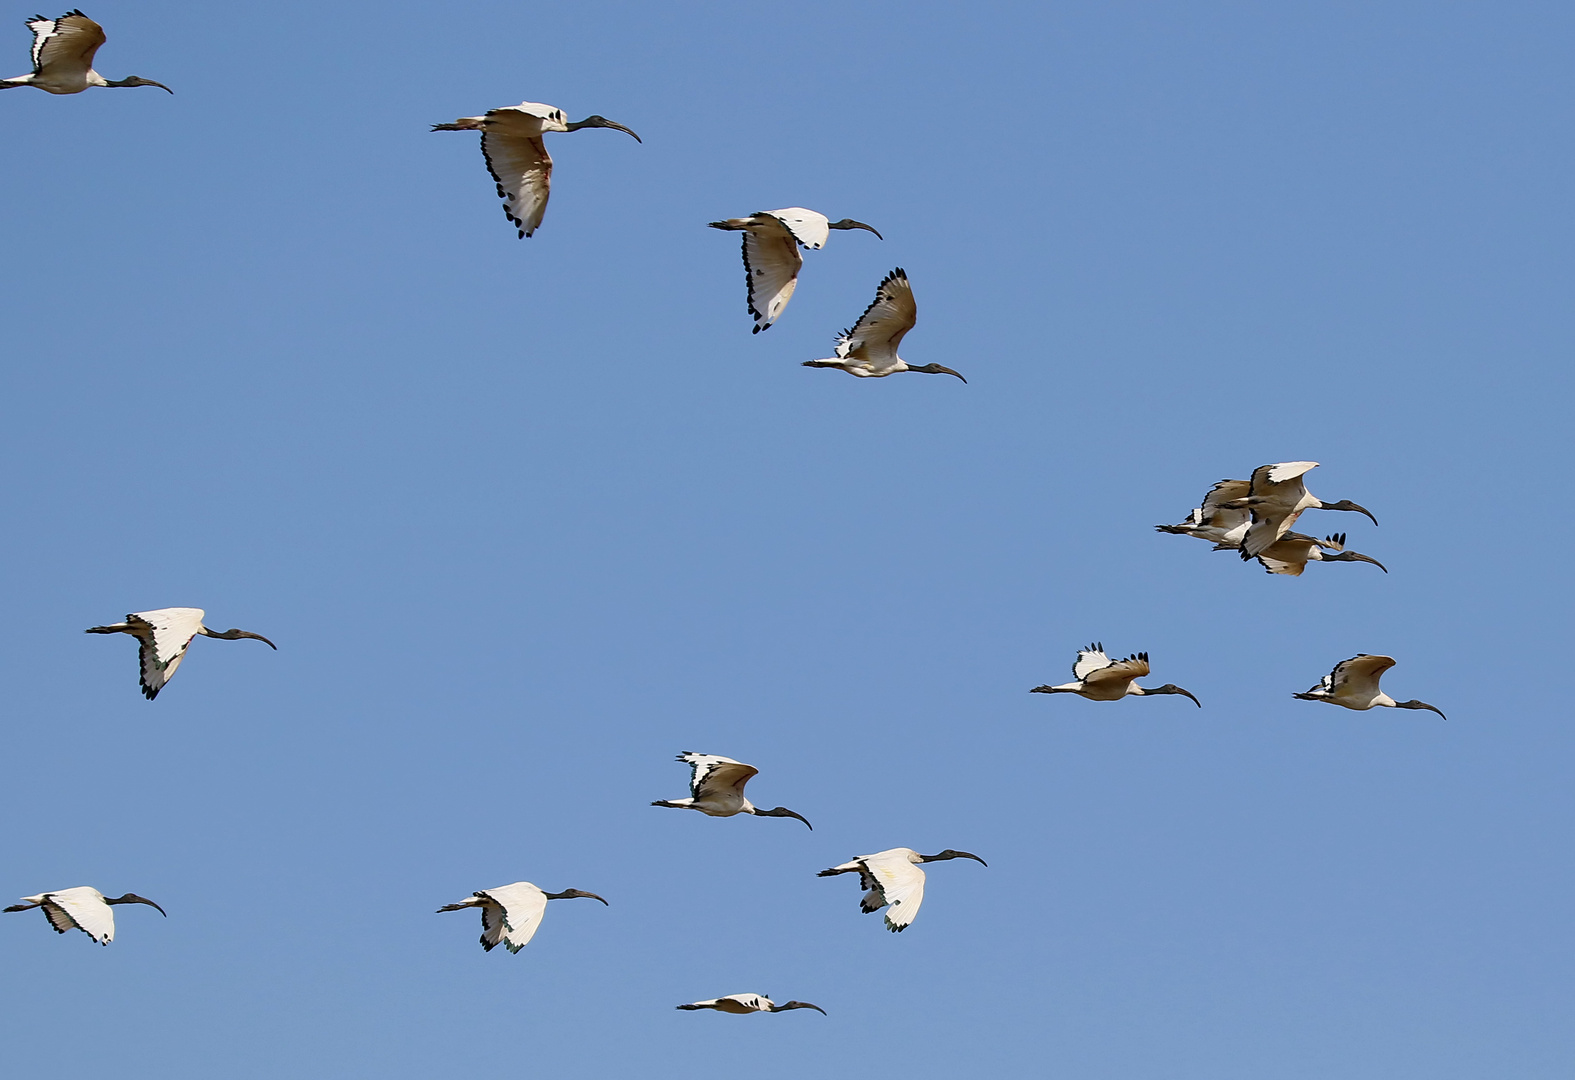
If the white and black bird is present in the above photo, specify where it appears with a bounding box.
[5,886,165,945]
[707,208,881,333]
[431,101,640,238]
[1155,479,1251,549]
[1030,643,1201,707]
[677,993,826,1015]
[1,11,169,94]
[802,268,965,381]
[1294,655,1445,717]
[651,752,811,828]
[1225,461,1377,560]
[86,608,275,700]
[818,847,985,932]
[436,882,607,954]
[1249,532,1386,576]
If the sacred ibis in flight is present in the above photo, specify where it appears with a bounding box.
[1247,532,1387,576]
[431,101,640,238]
[651,752,812,828]
[677,994,826,1015]
[1223,461,1377,560]
[1155,479,1251,549]
[818,848,985,932]
[1294,655,1445,717]
[437,881,607,954]
[1,11,169,94]
[85,608,275,700]
[802,268,965,382]
[5,886,165,945]
[1030,644,1201,707]
[707,208,881,333]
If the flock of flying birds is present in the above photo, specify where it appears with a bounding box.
[4,10,1447,1022]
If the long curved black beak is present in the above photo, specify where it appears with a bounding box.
[565,115,642,142]
[776,1001,828,1015]
[1153,684,1202,708]
[921,849,987,866]
[110,894,167,916]
[756,806,813,830]
[829,219,883,240]
[1398,700,1447,719]
[107,76,172,93]
[204,628,277,649]
[1331,500,1379,527]
[547,889,609,905]
[910,363,966,382]
[1330,551,1387,572]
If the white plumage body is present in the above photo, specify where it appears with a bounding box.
[1294,655,1445,717]
[432,101,640,239]
[437,881,607,953]
[1,12,170,94]
[4,885,166,944]
[650,752,812,827]
[1031,644,1202,707]
[1156,479,1251,548]
[708,208,880,333]
[1225,461,1377,559]
[676,993,826,1015]
[818,847,986,932]
[86,607,276,699]
[1249,531,1386,576]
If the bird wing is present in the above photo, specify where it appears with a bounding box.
[1241,508,1303,559]
[835,268,916,371]
[28,12,104,77]
[764,208,831,250]
[46,888,114,944]
[482,883,548,953]
[1328,655,1395,699]
[1072,644,1111,681]
[1240,462,1318,557]
[473,896,508,951]
[1254,550,1306,576]
[1082,654,1150,688]
[1200,480,1251,529]
[860,852,926,932]
[680,753,758,799]
[1261,461,1319,485]
[479,129,552,238]
[740,230,802,332]
[127,608,205,699]
[40,900,79,935]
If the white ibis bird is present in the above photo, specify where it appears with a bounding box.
[677,994,826,1015]
[1224,461,1377,559]
[85,608,275,700]
[1,11,169,94]
[437,882,606,954]
[707,209,882,333]
[4,886,165,945]
[1294,655,1445,717]
[802,268,965,381]
[1030,643,1201,707]
[1248,532,1387,576]
[818,848,985,932]
[651,752,811,829]
[431,101,640,238]
[1155,479,1251,549]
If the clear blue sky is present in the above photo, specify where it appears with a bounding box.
[2,1,1572,1076]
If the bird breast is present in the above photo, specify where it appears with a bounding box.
[694,792,749,816]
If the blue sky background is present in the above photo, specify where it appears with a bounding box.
[1,1,1572,1076]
